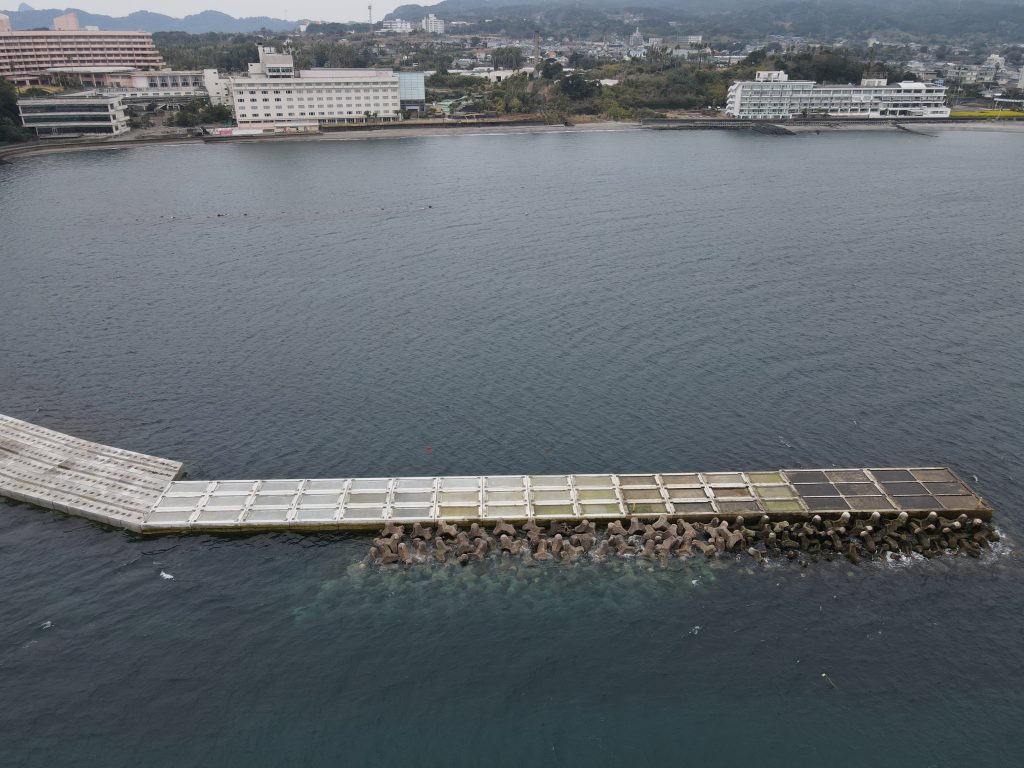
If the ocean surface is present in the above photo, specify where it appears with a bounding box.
[1,129,1022,766]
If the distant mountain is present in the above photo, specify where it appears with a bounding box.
[0,5,299,32]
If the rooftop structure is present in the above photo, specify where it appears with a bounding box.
[17,91,130,136]
[53,11,80,31]
[0,20,166,84]
[727,71,950,119]
[248,45,294,77]
[0,413,994,534]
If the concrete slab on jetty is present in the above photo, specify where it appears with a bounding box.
[0,414,993,534]
[145,467,991,533]
[0,414,183,532]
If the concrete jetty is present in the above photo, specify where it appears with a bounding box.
[0,414,183,531]
[0,414,993,534]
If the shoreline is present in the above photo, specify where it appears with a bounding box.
[0,121,640,161]
[784,121,1024,135]
[3,117,1024,162]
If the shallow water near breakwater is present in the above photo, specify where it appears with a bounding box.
[2,130,1024,766]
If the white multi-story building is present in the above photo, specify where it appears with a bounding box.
[226,47,425,130]
[726,71,950,119]
[18,92,129,136]
[383,19,413,33]
[0,17,166,84]
[421,14,444,34]
[204,68,231,105]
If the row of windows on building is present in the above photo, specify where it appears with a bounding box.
[243,87,394,94]
[237,111,395,118]
[21,114,118,123]
[243,96,396,102]
[148,77,202,87]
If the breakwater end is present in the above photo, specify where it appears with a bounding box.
[0,413,182,531]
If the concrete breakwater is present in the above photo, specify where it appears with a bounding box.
[0,413,993,535]
[365,513,1000,567]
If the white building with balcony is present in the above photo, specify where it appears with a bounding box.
[726,71,950,119]
[0,20,165,84]
[18,92,129,136]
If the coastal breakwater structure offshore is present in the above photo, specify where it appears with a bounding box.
[0,413,998,564]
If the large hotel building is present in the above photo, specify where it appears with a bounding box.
[0,12,165,84]
[726,71,950,119]
[224,47,425,130]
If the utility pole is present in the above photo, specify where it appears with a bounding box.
[368,4,373,34]
[533,30,541,78]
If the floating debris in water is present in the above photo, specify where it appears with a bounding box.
[363,512,1000,568]
[159,570,174,580]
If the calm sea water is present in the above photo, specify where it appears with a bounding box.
[1,130,1023,767]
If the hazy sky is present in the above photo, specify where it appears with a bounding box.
[29,2,438,22]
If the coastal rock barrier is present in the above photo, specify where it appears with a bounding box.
[367,513,1000,567]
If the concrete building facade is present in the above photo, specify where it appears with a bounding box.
[18,92,129,136]
[383,19,413,32]
[726,71,950,119]
[0,25,166,84]
[224,48,425,130]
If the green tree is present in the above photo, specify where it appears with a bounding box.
[559,73,599,100]
[540,60,563,80]
[0,77,29,143]
[170,99,234,127]
[490,46,524,70]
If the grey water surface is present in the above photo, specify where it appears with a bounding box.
[1,129,1022,767]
